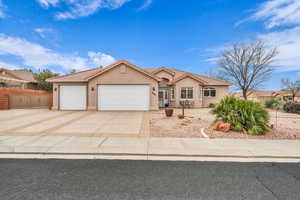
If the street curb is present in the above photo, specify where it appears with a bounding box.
[1,152,300,160]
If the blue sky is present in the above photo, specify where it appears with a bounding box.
[0,0,299,90]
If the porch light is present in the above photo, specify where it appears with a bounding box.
[152,87,155,91]
[91,87,94,91]
[54,88,57,91]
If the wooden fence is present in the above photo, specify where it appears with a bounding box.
[0,88,52,110]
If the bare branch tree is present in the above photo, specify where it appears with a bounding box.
[218,41,278,99]
[281,78,300,102]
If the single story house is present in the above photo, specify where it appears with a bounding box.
[273,89,300,102]
[0,68,37,89]
[232,90,276,104]
[47,59,231,111]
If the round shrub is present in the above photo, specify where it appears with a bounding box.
[265,98,282,109]
[212,96,270,135]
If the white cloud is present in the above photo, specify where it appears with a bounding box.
[0,0,6,18]
[34,28,55,39]
[258,26,300,71]
[0,34,115,72]
[0,61,20,69]
[88,51,115,67]
[138,0,152,11]
[251,0,300,28]
[36,0,133,20]
[36,0,59,8]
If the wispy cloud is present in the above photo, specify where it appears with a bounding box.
[0,34,115,72]
[36,0,135,20]
[34,28,54,38]
[137,0,152,11]
[0,0,6,18]
[258,26,300,71]
[36,0,59,8]
[251,0,300,29]
[0,61,20,69]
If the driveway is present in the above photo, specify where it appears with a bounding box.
[0,109,148,137]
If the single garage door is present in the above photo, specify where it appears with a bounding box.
[98,85,150,111]
[59,86,87,110]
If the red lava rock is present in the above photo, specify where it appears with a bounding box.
[177,114,184,119]
[213,122,231,132]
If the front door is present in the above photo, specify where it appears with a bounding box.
[159,89,169,108]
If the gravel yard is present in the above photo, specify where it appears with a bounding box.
[150,108,300,139]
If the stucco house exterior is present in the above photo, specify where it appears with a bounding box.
[47,59,231,111]
[231,90,276,104]
[273,89,300,103]
[0,68,37,89]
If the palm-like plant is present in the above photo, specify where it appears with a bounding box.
[212,96,270,135]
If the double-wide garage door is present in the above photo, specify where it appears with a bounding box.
[98,85,149,111]
[59,85,150,111]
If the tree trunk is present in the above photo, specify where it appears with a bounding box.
[242,90,248,100]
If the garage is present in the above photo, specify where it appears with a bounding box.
[59,85,87,110]
[98,85,150,111]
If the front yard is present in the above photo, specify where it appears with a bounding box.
[150,108,300,139]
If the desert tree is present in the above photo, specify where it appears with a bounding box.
[218,41,278,99]
[34,69,59,92]
[281,78,300,102]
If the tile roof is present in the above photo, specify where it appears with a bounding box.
[47,59,231,86]
[0,68,36,82]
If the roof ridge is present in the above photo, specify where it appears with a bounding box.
[47,67,101,80]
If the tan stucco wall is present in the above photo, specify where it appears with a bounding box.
[173,77,203,107]
[88,64,159,110]
[52,82,88,110]
[202,85,229,107]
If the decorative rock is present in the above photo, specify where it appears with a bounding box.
[212,122,231,132]
[177,114,184,119]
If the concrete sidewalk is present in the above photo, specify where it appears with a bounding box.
[0,136,300,161]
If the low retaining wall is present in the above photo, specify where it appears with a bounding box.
[0,88,52,110]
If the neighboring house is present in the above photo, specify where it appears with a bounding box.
[230,90,276,104]
[273,89,300,103]
[0,68,37,89]
[47,59,231,111]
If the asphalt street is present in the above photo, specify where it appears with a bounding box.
[0,159,299,200]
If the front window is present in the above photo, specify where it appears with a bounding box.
[204,88,216,97]
[181,87,193,99]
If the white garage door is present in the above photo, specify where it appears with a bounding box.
[98,85,150,111]
[59,86,87,110]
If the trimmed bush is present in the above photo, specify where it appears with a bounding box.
[212,96,270,135]
[283,102,300,114]
[265,98,283,109]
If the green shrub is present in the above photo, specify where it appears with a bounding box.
[283,102,300,114]
[265,98,283,109]
[212,96,270,135]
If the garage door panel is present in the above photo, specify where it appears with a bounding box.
[98,85,149,111]
[60,86,87,110]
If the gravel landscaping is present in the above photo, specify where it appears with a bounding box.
[150,108,300,139]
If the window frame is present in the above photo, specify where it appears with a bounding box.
[170,88,175,100]
[181,87,193,99]
[203,88,216,97]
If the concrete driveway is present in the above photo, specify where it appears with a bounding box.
[0,109,148,137]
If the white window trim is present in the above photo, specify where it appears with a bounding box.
[203,88,216,97]
[170,88,175,100]
[181,87,193,99]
